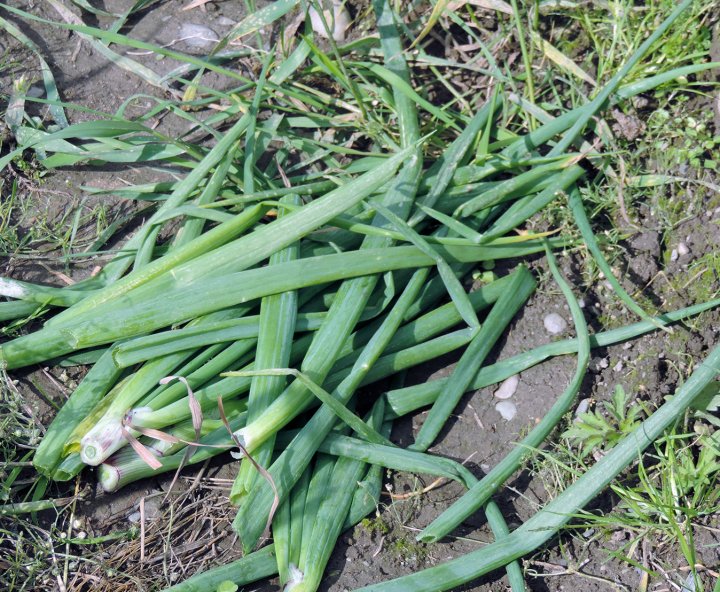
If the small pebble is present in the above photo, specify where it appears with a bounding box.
[26,85,44,98]
[683,572,697,592]
[127,511,141,523]
[574,398,591,418]
[670,249,679,262]
[215,16,235,26]
[179,23,219,48]
[543,312,567,334]
[495,400,517,421]
[494,375,519,400]
[677,242,690,256]
[309,0,351,41]
[613,361,623,372]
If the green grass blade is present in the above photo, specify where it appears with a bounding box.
[0,120,151,171]
[372,0,421,148]
[567,187,666,331]
[0,277,88,308]
[0,300,42,323]
[227,0,299,40]
[232,196,301,502]
[232,262,429,550]
[227,369,393,448]
[417,88,498,195]
[159,546,277,592]
[355,343,720,592]
[0,16,68,128]
[455,156,577,217]
[366,63,459,129]
[243,52,273,194]
[479,165,585,242]
[270,39,312,85]
[370,201,479,328]
[314,432,477,489]
[46,143,414,332]
[45,0,178,97]
[32,349,122,476]
[173,153,235,249]
[275,467,311,585]
[386,297,720,417]
[615,62,720,100]
[417,205,485,243]
[298,454,336,568]
[411,266,535,451]
[548,0,693,156]
[419,242,590,542]
[291,455,367,592]
[69,0,117,16]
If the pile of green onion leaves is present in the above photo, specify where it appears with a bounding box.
[0,1,718,590]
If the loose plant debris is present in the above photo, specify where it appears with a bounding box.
[0,0,719,591]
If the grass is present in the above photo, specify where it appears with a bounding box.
[531,387,720,591]
[0,0,718,591]
[0,371,57,591]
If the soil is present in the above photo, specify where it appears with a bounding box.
[1,2,719,592]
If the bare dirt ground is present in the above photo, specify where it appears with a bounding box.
[1,2,719,591]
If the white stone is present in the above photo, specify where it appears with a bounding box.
[677,242,690,256]
[574,398,590,419]
[127,511,141,523]
[543,312,567,334]
[179,23,219,49]
[494,375,519,400]
[26,85,44,98]
[309,1,351,41]
[495,400,517,421]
